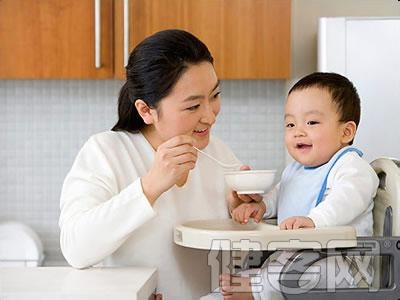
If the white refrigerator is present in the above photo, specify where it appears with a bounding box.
[318,17,400,162]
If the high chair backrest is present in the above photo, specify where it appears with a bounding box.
[371,158,400,237]
[370,157,400,289]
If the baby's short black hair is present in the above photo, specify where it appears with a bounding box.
[289,72,361,127]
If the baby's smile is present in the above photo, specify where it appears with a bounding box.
[296,143,312,149]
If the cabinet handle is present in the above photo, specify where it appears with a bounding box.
[123,0,130,67]
[94,0,101,68]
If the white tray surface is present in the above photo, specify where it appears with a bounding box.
[174,219,357,250]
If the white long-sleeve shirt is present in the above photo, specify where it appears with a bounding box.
[264,148,379,236]
[248,149,379,300]
[59,131,240,299]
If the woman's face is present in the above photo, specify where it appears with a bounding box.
[144,61,221,150]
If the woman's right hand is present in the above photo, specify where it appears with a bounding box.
[141,135,197,204]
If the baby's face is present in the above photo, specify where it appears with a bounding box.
[284,87,349,167]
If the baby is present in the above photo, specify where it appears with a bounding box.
[211,72,379,300]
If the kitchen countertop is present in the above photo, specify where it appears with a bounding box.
[0,266,157,300]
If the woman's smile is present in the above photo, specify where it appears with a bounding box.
[193,127,209,137]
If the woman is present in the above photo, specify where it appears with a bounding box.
[59,29,253,299]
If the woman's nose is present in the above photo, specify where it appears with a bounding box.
[200,103,217,124]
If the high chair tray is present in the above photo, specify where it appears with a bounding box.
[174,219,357,250]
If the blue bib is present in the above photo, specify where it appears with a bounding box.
[277,147,362,223]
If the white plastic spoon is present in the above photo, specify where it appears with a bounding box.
[193,146,241,170]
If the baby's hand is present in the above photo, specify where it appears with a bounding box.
[279,216,315,230]
[231,201,266,224]
[220,273,252,297]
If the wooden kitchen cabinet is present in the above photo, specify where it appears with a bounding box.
[114,0,291,79]
[0,0,290,79]
[0,0,114,79]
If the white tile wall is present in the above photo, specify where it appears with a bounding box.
[0,79,286,265]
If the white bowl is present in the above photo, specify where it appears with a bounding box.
[224,169,276,194]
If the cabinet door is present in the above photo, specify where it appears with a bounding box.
[114,0,290,79]
[0,0,113,79]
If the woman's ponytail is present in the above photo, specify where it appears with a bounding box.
[111,82,144,132]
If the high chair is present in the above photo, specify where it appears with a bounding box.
[174,157,400,299]
[280,157,400,299]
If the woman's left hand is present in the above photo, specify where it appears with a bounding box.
[227,165,263,213]
[236,165,263,203]
[237,191,263,203]
[227,190,263,213]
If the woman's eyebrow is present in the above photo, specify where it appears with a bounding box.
[183,80,221,102]
[210,80,221,93]
[183,95,204,102]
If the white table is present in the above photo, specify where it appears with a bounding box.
[0,267,157,300]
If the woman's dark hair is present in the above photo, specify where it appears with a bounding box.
[288,72,361,145]
[111,29,214,132]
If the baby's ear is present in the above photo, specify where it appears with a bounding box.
[342,121,357,144]
[134,99,156,125]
